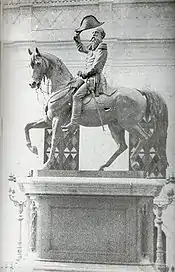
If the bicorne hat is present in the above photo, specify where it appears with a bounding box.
[76,15,104,33]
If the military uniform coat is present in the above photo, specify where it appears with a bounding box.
[74,35,108,96]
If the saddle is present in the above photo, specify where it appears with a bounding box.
[71,75,116,105]
[46,76,117,112]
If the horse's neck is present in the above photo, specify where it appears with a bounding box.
[50,73,71,93]
[46,55,73,93]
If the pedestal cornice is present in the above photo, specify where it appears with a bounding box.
[18,170,165,197]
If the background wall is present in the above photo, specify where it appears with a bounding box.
[1,0,175,267]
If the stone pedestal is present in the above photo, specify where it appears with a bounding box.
[15,171,164,272]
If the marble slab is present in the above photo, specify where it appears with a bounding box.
[19,173,165,197]
[15,260,158,272]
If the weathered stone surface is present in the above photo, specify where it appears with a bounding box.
[36,169,144,178]
[19,174,164,196]
[15,260,158,272]
[16,174,164,271]
[3,1,175,41]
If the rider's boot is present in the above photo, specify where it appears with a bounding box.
[62,99,81,133]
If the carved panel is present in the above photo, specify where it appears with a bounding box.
[38,195,138,264]
[129,117,166,178]
[29,200,37,252]
[112,3,175,39]
[31,5,99,31]
[3,1,175,41]
[3,7,21,25]
[31,0,99,6]
[44,128,80,170]
[140,203,148,257]
[50,207,126,255]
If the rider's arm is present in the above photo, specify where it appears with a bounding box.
[86,43,107,77]
[73,33,89,54]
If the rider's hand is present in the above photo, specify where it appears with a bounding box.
[81,72,88,79]
[77,71,88,79]
[73,31,80,42]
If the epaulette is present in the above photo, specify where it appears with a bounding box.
[98,43,107,50]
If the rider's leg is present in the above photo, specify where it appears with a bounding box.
[71,84,87,123]
[62,84,87,131]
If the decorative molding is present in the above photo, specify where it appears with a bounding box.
[3,1,175,41]
[112,0,175,3]
[14,259,160,271]
[3,0,175,9]
[43,127,80,170]
[18,175,164,196]
[3,38,175,67]
[8,184,26,262]
[30,5,99,32]
[153,191,174,272]
[140,203,149,258]
[29,200,37,252]
[3,38,175,46]
[3,0,99,9]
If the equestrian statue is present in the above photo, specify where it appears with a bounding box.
[25,15,168,174]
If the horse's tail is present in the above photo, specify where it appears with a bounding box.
[141,89,168,170]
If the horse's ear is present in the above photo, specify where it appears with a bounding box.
[28,48,33,55]
[36,47,41,56]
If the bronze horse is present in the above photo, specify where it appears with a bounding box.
[25,48,168,173]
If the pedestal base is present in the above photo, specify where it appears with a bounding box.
[18,171,165,272]
[15,259,158,272]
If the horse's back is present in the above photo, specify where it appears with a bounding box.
[114,86,147,127]
[80,86,147,127]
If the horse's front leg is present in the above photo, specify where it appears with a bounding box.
[25,118,51,154]
[43,116,62,170]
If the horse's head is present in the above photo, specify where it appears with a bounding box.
[28,48,50,89]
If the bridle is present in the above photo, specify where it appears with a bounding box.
[31,55,52,106]
[30,53,51,88]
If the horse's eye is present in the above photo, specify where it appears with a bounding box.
[36,62,41,66]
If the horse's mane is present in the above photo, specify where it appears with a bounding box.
[42,52,73,80]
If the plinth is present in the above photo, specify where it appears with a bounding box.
[15,171,164,272]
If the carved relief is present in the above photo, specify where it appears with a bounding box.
[111,3,175,38]
[32,0,99,6]
[3,1,175,40]
[140,203,148,258]
[31,5,99,31]
[129,114,167,178]
[44,128,80,170]
[29,200,37,252]
[3,8,21,25]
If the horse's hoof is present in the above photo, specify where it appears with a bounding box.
[131,162,140,171]
[27,143,38,155]
[99,166,105,171]
[32,146,38,155]
[42,161,53,170]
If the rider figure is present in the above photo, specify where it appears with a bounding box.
[62,27,108,132]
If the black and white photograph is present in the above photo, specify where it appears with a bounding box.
[0,0,175,271]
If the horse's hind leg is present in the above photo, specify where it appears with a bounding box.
[99,121,127,171]
[129,123,151,171]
